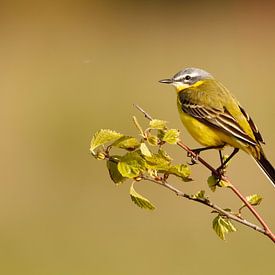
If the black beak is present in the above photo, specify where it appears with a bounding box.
[159,78,173,84]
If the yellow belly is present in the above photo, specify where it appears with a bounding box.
[179,111,223,146]
[178,110,249,151]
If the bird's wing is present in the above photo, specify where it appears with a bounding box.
[180,99,258,146]
[238,105,265,144]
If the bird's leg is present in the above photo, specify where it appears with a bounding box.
[218,150,224,166]
[216,148,239,176]
[187,145,224,165]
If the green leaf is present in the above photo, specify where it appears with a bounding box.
[90,129,123,152]
[245,194,263,206]
[168,164,191,181]
[207,175,219,192]
[207,175,229,190]
[117,151,145,178]
[212,215,236,240]
[225,219,237,233]
[140,143,152,157]
[112,136,140,150]
[218,179,230,188]
[158,148,172,162]
[106,156,127,184]
[144,153,171,171]
[118,162,141,178]
[192,190,208,200]
[149,119,167,130]
[147,135,159,146]
[162,129,180,144]
[130,183,155,210]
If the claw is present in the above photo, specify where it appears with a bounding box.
[188,157,198,165]
[187,150,200,165]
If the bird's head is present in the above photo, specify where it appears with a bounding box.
[159,67,214,92]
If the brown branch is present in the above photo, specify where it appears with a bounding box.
[228,185,273,234]
[134,104,275,243]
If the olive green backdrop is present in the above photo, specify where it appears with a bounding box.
[1,1,274,274]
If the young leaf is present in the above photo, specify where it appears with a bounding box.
[224,219,237,233]
[218,179,230,188]
[245,194,263,206]
[118,151,145,178]
[192,190,208,200]
[147,135,159,146]
[95,152,106,160]
[158,148,172,162]
[168,164,191,181]
[140,143,152,157]
[149,119,167,130]
[213,216,225,240]
[144,153,171,171]
[106,156,127,184]
[207,175,218,192]
[90,129,123,152]
[162,129,180,144]
[212,215,236,240]
[112,136,140,150]
[130,183,155,210]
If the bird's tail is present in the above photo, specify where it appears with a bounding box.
[255,152,275,187]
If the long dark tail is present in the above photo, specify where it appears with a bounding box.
[255,152,275,187]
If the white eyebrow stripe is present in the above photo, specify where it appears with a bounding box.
[173,71,199,82]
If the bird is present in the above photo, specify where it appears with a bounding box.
[159,67,275,187]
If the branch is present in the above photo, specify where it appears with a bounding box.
[134,104,275,243]
[143,176,267,236]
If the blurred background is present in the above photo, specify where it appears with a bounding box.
[1,1,275,274]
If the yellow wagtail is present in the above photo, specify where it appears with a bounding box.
[159,67,275,187]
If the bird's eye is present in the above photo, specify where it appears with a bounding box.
[185,75,191,81]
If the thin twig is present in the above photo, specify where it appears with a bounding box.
[134,104,153,121]
[134,104,275,243]
[228,185,274,234]
[142,176,267,236]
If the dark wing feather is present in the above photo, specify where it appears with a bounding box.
[238,105,265,144]
[180,99,257,146]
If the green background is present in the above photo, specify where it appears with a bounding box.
[1,1,275,274]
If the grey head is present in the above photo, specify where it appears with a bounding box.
[159,68,214,87]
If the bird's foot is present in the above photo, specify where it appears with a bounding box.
[187,149,202,165]
[213,166,229,187]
